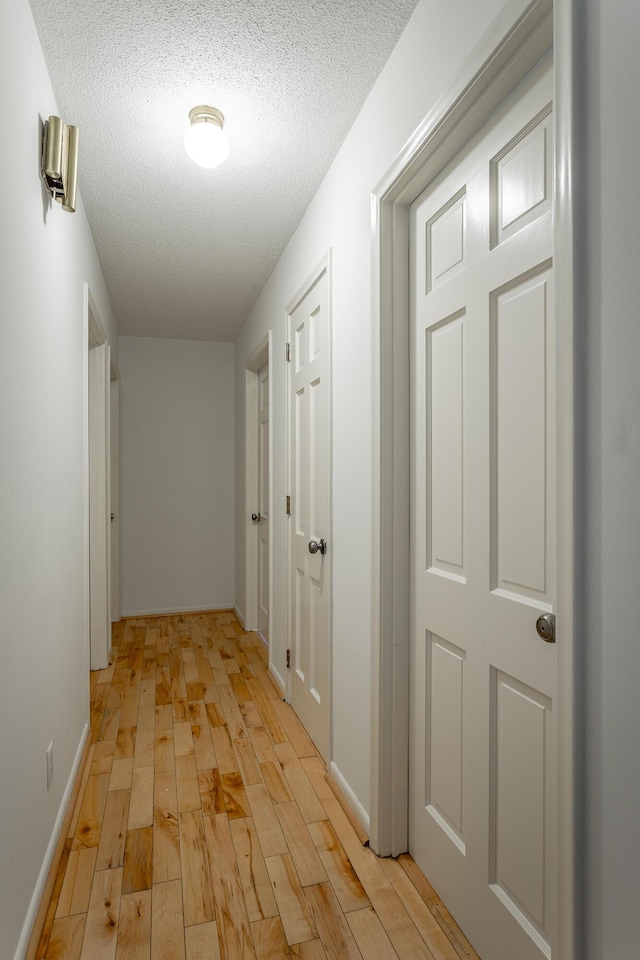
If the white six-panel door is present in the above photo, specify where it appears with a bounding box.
[257,361,270,644]
[288,267,330,760]
[409,56,556,960]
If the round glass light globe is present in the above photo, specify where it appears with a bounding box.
[184,121,230,169]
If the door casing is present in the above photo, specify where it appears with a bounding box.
[369,0,577,958]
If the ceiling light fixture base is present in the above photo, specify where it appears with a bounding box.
[189,105,225,129]
[185,105,230,169]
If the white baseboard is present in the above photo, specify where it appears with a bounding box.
[329,761,370,834]
[269,663,286,696]
[14,723,89,960]
[120,602,235,617]
[233,605,245,627]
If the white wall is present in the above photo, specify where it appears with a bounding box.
[0,1,118,957]
[582,1,640,956]
[234,0,508,816]
[119,337,235,615]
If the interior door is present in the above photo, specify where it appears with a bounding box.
[288,266,330,759]
[110,377,120,623]
[409,56,557,960]
[257,361,270,644]
[88,332,111,670]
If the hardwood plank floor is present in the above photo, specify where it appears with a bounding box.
[37,610,478,960]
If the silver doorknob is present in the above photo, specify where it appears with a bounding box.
[251,513,261,522]
[308,539,327,555]
[535,613,556,643]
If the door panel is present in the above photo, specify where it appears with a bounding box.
[490,670,551,933]
[428,312,465,578]
[427,634,466,849]
[492,268,553,603]
[289,268,330,759]
[410,56,556,960]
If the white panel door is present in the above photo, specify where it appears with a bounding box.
[409,57,557,960]
[288,267,330,759]
[88,339,111,670]
[110,379,120,623]
[257,361,270,644]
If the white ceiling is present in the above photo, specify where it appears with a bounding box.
[30,0,420,342]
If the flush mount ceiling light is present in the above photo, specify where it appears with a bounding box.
[184,105,230,169]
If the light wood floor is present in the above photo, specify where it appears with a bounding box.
[36,610,480,960]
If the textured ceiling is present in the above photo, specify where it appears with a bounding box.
[29,0,420,341]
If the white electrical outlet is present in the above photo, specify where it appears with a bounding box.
[46,741,54,791]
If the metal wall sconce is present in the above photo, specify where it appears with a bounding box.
[41,115,79,213]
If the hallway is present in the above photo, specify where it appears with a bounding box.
[35,611,479,960]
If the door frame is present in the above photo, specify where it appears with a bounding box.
[369,0,577,957]
[84,284,112,670]
[285,252,333,747]
[244,332,273,635]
